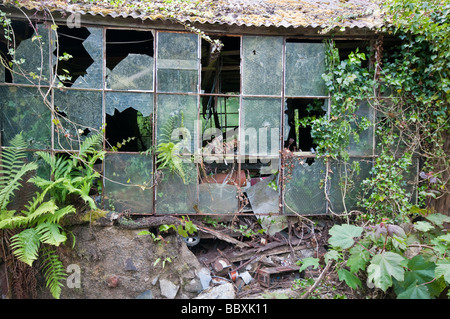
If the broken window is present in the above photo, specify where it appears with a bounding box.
[106,29,154,90]
[54,26,102,88]
[347,101,375,156]
[12,23,52,85]
[242,36,283,96]
[0,86,51,149]
[284,98,327,153]
[103,153,153,213]
[157,32,199,93]
[105,92,153,152]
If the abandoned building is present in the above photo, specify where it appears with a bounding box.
[0,0,434,299]
[0,0,399,216]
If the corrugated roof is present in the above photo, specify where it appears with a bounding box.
[1,0,385,30]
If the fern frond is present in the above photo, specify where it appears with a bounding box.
[41,248,66,299]
[40,205,75,224]
[10,228,41,266]
[78,132,103,158]
[0,162,38,210]
[36,222,67,246]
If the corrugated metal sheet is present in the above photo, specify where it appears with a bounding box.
[1,0,385,30]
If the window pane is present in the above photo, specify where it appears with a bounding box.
[13,24,52,85]
[347,101,374,156]
[198,183,239,214]
[156,94,198,154]
[328,159,373,213]
[157,32,198,93]
[242,36,282,96]
[285,42,326,96]
[106,92,153,151]
[240,98,281,157]
[106,29,154,90]
[104,153,153,213]
[155,162,197,214]
[283,158,327,215]
[0,86,51,149]
[53,89,102,150]
[70,27,104,89]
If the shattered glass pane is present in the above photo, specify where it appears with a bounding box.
[0,66,4,82]
[347,101,374,156]
[71,27,103,89]
[283,158,327,215]
[53,89,102,150]
[156,94,198,154]
[242,36,282,96]
[285,42,326,97]
[328,159,373,213]
[106,92,153,117]
[156,162,198,214]
[13,24,51,85]
[106,92,153,151]
[198,183,238,214]
[157,32,198,93]
[240,98,281,157]
[403,157,419,204]
[0,86,51,149]
[107,54,153,90]
[104,153,153,213]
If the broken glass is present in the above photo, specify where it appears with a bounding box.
[328,159,373,213]
[283,158,327,215]
[106,54,153,90]
[285,42,326,97]
[240,98,281,158]
[155,162,198,214]
[105,92,153,151]
[53,89,102,150]
[103,153,153,213]
[242,36,283,96]
[198,183,238,214]
[347,101,374,156]
[0,66,4,82]
[0,86,51,149]
[157,32,199,93]
[156,94,198,154]
[71,27,103,89]
[13,24,51,85]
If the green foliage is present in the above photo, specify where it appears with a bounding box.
[325,215,450,298]
[0,133,104,299]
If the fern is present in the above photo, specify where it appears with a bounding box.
[10,228,41,266]
[41,248,66,299]
[0,133,38,210]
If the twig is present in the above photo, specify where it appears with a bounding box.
[300,260,333,299]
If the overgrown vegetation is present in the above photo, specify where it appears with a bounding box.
[296,0,450,299]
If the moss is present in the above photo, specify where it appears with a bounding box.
[80,209,109,223]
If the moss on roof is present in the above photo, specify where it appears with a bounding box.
[0,0,385,29]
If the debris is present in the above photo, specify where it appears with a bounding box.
[212,258,232,276]
[194,222,252,249]
[107,275,119,288]
[195,282,236,299]
[257,265,302,288]
[197,268,212,290]
[240,271,253,285]
[124,257,137,271]
[159,278,179,299]
[135,290,153,299]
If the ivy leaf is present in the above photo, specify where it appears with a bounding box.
[367,252,405,292]
[435,259,450,285]
[338,268,362,289]
[328,224,363,249]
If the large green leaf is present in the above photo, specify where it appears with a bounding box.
[338,268,362,289]
[397,280,431,299]
[367,252,406,292]
[435,259,450,285]
[328,224,363,249]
